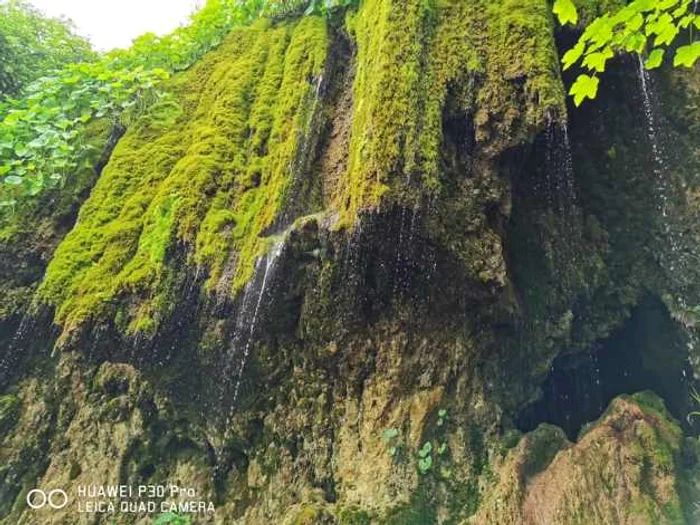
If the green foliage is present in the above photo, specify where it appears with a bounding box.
[554,0,700,105]
[382,427,401,457]
[416,409,450,476]
[418,441,433,474]
[553,0,579,26]
[437,408,447,426]
[0,0,357,204]
[153,512,191,525]
[570,73,600,106]
[0,64,171,206]
[106,0,269,72]
[674,41,700,66]
[382,411,452,473]
[0,0,95,97]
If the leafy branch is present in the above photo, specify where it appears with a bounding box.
[553,0,700,105]
[0,64,172,208]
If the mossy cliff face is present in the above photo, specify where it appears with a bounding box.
[1,1,700,524]
[38,17,329,338]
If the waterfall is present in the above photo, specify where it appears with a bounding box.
[635,55,693,280]
[540,118,582,291]
[392,204,419,299]
[218,237,286,420]
[0,303,44,387]
[636,55,699,380]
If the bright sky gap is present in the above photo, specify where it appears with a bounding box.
[27,0,203,51]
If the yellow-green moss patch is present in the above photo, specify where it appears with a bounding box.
[334,0,565,226]
[39,17,329,335]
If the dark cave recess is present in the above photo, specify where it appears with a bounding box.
[517,295,696,440]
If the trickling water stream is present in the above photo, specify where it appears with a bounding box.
[218,237,286,420]
[527,118,583,292]
[636,55,700,379]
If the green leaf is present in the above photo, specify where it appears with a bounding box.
[4,175,23,185]
[13,145,28,157]
[626,12,644,32]
[624,32,647,53]
[585,16,614,51]
[418,441,433,458]
[645,48,665,69]
[438,443,448,455]
[418,455,433,474]
[569,74,600,106]
[553,0,578,26]
[678,14,694,28]
[672,1,690,19]
[653,23,678,47]
[582,48,613,72]
[629,0,656,13]
[674,42,700,67]
[382,428,399,442]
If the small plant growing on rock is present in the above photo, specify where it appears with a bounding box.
[418,441,433,473]
[381,427,401,457]
[416,409,451,476]
[153,512,191,525]
[687,387,700,424]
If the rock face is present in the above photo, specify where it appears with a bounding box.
[475,393,692,525]
[1,1,699,524]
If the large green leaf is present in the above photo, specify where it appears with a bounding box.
[569,74,599,107]
[645,48,665,69]
[582,48,613,72]
[562,41,585,70]
[553,0,578,26]
[674,42,700,67]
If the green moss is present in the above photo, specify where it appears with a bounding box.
[0,394,20,435]
[292,504,322,525]
[36,1,567,336]
[335,0,565,226]
[38,17,329,335]
[338,507,372,525]
[522,424,567,478]
[382,486,437,525]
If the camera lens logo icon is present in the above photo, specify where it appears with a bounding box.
[26,489,69,510]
